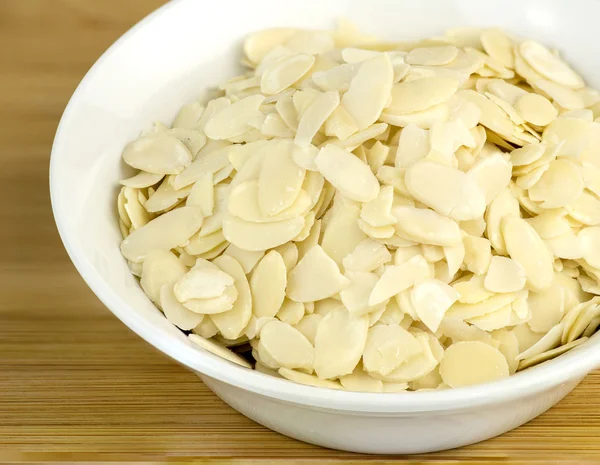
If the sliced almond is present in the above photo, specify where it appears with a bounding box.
[315,145,379,202]
[411,279,459,332]
[261,53,316,95]
[362,324,422,376]
[341,54,393,130]
[369,333,441,383]
[518,337,587,370]
[528,159,584,209]
[122,133,192,175]
[515,93,558,127]
[453,274,494,304]
[369,255,430,306]
[519,41,584,89]
[502,216,554,291]
[381,102,451,129]
[360,185,396,227]
[258,320,314,371]
[257,140,306,217]
[392,206,462,247]
[222,214,305,252]
[250,251,287,318]
[516,322,564,360]
[204,94,265,140]
[440,341,509,387]
[340,272,381,316]
[485,188,520,255]
[210,255,252,340]
[579,227,600,269]
[566,190,600,226]
[535,79,585,110]
[294,314,323,346]
[160,283,205,330]
[182,285,238,315]
[172,141,232,189]
[193,317,219,339]
[467,304,513,331]
[295,91,340,147]
[121,207,204,262]
[447,292,518,320]
[340,367,384,393]
[174,266,234,302]
[406,46,458,66]
[120,171,164,189]
[484,256,527,293]
[278,367,342,389]
[387,77,459,115]
[287,245,350,302]
[276,298,305,325]
[314,308,368,379]
[342,239,392,273]
[480,29,514,69]
[467,152,513,206]
[223,245,264,274]
[140,250,188,304]
[405,160,486,221]
[186,173,214,217]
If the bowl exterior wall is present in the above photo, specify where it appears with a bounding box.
[200,373,583,454]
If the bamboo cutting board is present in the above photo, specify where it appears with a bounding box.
[2,0,600,462]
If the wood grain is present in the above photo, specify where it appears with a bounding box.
[2,0,600,462]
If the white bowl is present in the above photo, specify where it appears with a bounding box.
[50,0,600,454]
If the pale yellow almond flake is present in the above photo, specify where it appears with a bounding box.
[278,368,342,389]
[210,255,252,340]
[392,206,462,247]
[362,324,422,376]
[340,271,380,316]
[182,285,238,315]
[314,308,368,379]
[122,133,192,175]
[339,367,384,392]
[258,320,314,371]
[454,274,494,305]
[516,322,564,360]
[411,279,459,332]
[502,216,553,292]
[121,207,204,262]
[342,238,392,273]
[295,91,340,147]
[341,54,393,130]
[261,53,316,95]
[518,337,588,370]
[276,298,305,326]
[440,341,509,387]
[406,46,458,66]
[287,245,350,302]
[250,251,287,318]
[387,77,459,115]
[160,283,204,330]
[480,29,514,68]
[484,256,527,293]
[529,159,584,209]
[315,145,379,202]
[405,160,486,221]
[369,254,430,306]
[519,41,584,89]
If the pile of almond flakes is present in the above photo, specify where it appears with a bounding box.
[117,23,600,391]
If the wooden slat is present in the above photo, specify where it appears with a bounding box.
[2,0,600,462]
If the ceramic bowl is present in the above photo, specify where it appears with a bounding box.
[50,0,600,453]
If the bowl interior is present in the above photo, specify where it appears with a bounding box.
[51,0,600,412]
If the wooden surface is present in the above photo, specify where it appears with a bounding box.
[2,0,600,462]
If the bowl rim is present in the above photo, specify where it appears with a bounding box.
[49,0,600,414]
